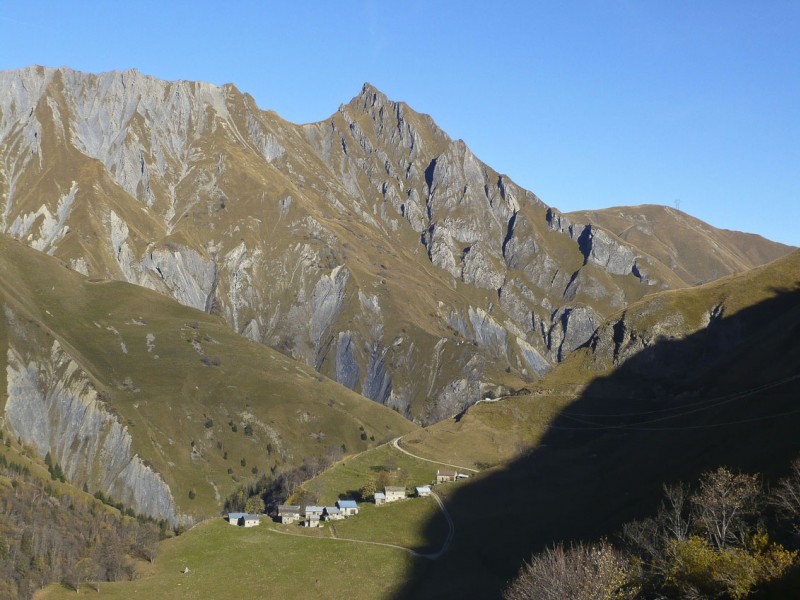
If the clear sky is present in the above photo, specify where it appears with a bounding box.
[2,1,798,245]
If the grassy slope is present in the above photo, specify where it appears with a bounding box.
[398,392,578,469]
[35,441,454,599]
[36,250,800,600]
[36,519,418,600]
[569,204,795,286]
[292,443,442,505]
[0,235,416,518]
[33,436,455,599]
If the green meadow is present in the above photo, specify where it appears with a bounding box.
[37,519,419,600]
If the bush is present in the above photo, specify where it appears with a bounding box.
[504,541,635,600]
[359,479,377,502]
[666,534,795,599]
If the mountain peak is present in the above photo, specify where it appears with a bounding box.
[346,82,390,112]
[359,81,385,98]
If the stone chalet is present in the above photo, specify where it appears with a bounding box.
[278,505,302,525]
[227,512,260,527]
[323,506,344,521]
[304,506,324,527]
[416,485,431,497]
[436,469,458,484]
[336,499,359,516]
[384,486,406,503]
[374,492,386,506]
[227,512,245,525]
[242,514,260,527]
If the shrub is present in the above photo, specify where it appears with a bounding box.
[504,540,635,600]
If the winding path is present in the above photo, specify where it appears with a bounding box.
[391,436,478,473]
[417,492,454,559]
[265,491,455,561]
[262,432,478,560]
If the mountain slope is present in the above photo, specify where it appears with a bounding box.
[0,66,792,423]
[392,254,800,599]
[404,248,800,467]
[0,234,415,524]
[569,204,793,286]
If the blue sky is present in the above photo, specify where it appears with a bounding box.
[2,1,798,245]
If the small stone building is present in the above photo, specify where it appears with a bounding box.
[227,512,245,525]
[278,505,302,525]
[416,486,431,497]
[385,486,406,503]
[323,506,343,521]
[304,506,324,527]
[374,492,386,506]
[436,469,457,484]
[227,512,260,527]
[242,513,261,527]
[336,499,359,516]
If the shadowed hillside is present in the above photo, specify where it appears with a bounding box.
[392,281,800,599]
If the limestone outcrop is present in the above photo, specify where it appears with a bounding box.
[4,310,179,524]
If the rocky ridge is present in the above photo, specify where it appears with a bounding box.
[0,66,792,423]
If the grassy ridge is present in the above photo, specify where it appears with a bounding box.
[398,393,578,468]
[569,204,794,286]
[0,235,416,518]
[293,441,451,505]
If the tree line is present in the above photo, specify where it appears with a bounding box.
[224,451,340,515]
[0,445,169,599]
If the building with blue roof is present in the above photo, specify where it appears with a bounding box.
[336,499,359,516]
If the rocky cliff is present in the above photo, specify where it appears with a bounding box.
[3,306,179,524]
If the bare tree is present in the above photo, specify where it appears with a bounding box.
[133,523,160,563]
[504,541,635,600]
[691,467,761,550]
[97,530,126,582]
[772,457,800,533]
[660,482,691,542]
[68,557,96,593]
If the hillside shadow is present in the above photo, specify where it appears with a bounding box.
[392,285,800,599]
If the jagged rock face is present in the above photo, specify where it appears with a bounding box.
[2,66,784,423]
[572,250,800,400]
[568,204,794,287]
[4,309,178,524]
